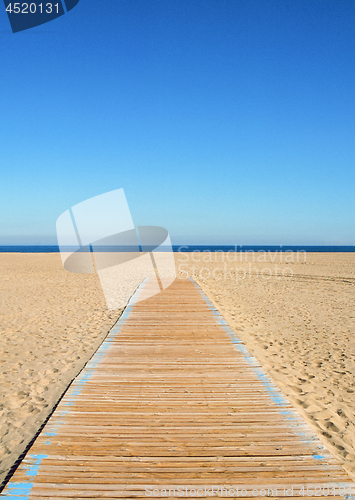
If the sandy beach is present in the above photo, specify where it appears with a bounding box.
[0,251,354,488]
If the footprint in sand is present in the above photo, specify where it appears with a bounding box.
[325,420,340,433]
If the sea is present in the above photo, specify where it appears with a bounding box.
[0,245,354,253]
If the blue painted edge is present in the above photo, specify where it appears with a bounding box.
[0,454,47,499]
[0,280,148,499]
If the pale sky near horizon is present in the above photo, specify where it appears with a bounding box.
[0,0,354,245]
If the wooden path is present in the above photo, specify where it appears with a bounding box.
[1,278,354,499]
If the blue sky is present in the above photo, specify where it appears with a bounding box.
[1,0,354,245]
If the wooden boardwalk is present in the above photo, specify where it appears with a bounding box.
[1,278,354,499]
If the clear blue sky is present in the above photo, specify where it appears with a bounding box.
[1,0,354,245]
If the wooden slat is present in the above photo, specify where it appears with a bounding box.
[1,278,354,499]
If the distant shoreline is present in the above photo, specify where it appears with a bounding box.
[1,245,355,253]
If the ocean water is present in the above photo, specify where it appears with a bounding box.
[0,245,354,253]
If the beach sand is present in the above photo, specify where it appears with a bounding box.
[0,251,354,487]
